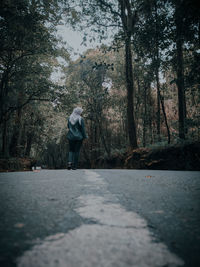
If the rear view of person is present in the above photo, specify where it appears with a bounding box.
[67,107,87,170]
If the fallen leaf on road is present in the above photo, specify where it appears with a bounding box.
[14,223,25,228]
[145,175,152,178]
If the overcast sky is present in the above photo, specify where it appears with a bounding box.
[51,25,97,82]
[52,25,112,83]
[57,25,102,59]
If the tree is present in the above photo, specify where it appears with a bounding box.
[118,0,138,148]
[168,0,200,140]
[0,0,63,156]
[174,0,187,139]
[60,49,113,165]
[131,0,172,144]
[66,0,138,148]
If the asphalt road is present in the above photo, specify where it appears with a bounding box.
[0,169,199,267]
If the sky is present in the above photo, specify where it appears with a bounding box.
[51,25,112,83]
[51,25,99,83]
[57,25,102,60]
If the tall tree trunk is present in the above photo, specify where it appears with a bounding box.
[119,0,138,149]
[158,87,171,144]
[147,84,154,144]
[125,36,138,148]
[155,66,170,144]
[2,118,9,157]
[9,108,22,156]
[98,117,111,157]
[25,133,33,156]
[135,76,141,129]
[155,50,171,144]
[154,1,161,142]
[175,4,186,139]
[155,70,161,142]
[154,0,171,144]
[143,85,147,147]
[149,116,153,144]
[0,70,9,125]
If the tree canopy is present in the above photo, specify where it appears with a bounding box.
[0,0,199,169]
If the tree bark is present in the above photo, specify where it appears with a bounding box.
[158,87,171,144]
[125,36,138,148]
[147,85,154,144]
[155,70,161,142]
[95,0,138,149]
[119,0,138,149]
[2,118,9,157]
[25,133,33,156]
[97,116,111,157]
[9,106,22,157]
[154,1,161,142]
[143,85,147,147]
[155,67,171,144]
[175,4,186,139]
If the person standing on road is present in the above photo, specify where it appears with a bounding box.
[67,107,88,170]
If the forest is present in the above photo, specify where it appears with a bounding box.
[0,0,199,171]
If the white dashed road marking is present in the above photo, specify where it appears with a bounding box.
[17,170,184,267]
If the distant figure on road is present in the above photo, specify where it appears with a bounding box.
[67,107,88,170]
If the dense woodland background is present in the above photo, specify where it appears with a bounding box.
[0,0,199,170]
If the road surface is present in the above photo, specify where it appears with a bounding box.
[0,169,199,267]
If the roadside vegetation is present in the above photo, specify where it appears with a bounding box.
[0,0,199,171]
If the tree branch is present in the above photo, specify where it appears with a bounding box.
[96,0,121,17]
[0,90,51,125]
[95,21,122,28]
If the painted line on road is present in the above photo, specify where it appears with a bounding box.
[17,170,184,267]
